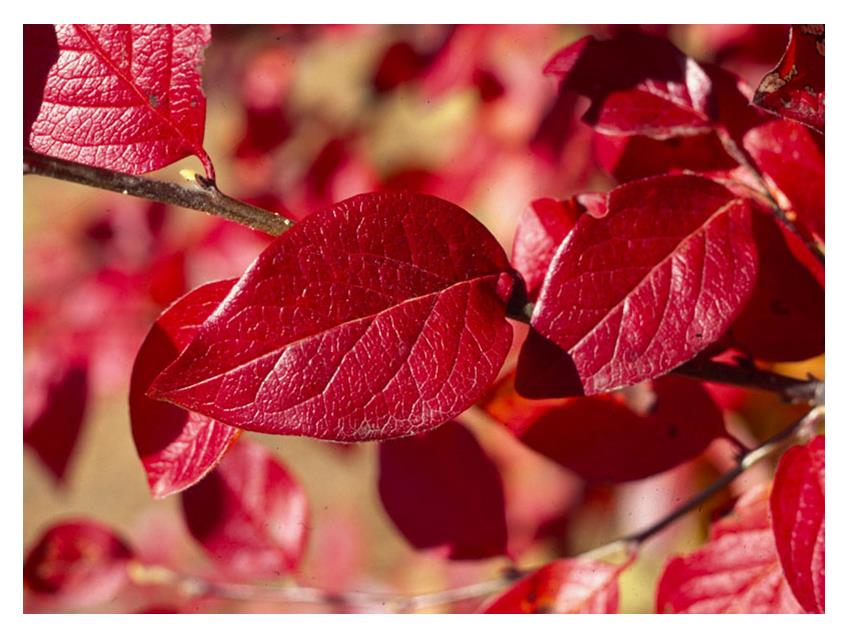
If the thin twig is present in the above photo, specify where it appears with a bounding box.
[675,358,824,406]
[130,406,824,613]
[23,149,292,237]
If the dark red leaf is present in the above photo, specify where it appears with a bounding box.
[482,558,623,613]
[510,195,603,300]
[744,119,825,245]
[130,280,240,499]
[516,175,757,398]
[771,435,825,613]
[24,519,133,606]
[23,24,59,146]
[378,421,507,560]
[545,34,715,139]
[29,25,214,177]
[729,210,824,362]
[657,484,804,613]
[24,349,88,483]
[181,438,309,578]
[150,192,516,442]
[520,376,727,483]
[753,26,824,133]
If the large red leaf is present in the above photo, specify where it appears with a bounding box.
[753,25,824,133]
[29,24,214,177]
[729,210,824,362]
[130,280,240,499]
[481,558,623,613]
[657,484,804,613]
[150,192,516,442]
[378,421,507,560]
[24,519,133,607]
[516,175,757,398]
[743,119,825,245]
[770,435,825,613]
[545,33,715,139]
[181,438,309,579]
[520,376,727,483]
[24,349,88,483]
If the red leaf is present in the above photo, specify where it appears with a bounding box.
[770,435,825,613]
[150,192,516,442]
[181,438,309,578]
[510,195,603,299]
[657,484,804,613]
[24,519,133,606]
[23,25,59,146]
[482,558,623,613]
[743,119,825,245]
[24,349,88,483]
[545,34,715,139]
[729,210,824,362]
[520,376,727,483]
[378,421,507,560]
[516,175,757,397]
[29,25,214,177]
[753,26,824,133]
[130,280,240,499]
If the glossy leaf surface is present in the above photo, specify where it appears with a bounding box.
[771,435,825,613]
[151,192,516,442]
[378,421,507,560]
[29,24,214,176]
[181,438,309,578]
[520,376,726,483]
[753,26,824,133]
[516,175,757,397]
[482,558,622,613]
[657,485,804,613]
[24,520,133,606]
[130,280,240,499]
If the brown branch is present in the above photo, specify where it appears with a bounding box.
[129,406,824,613]
[675,358,824,406]
[23,149,292,237]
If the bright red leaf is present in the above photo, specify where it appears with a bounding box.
[24,519,133,606]
[378,421,507,560]
[770,435,825,613]
[657,484,804,613]
[545,33,715,139]
[744,119,825,245]
[24,349,88,483]
[150,192,516,442]
[729,210,824,362]
[510,195,603,299]
[130,279,240,499]
[29,24,214,177]
[482,558,624,613]
[516,174,757,398]
[520,376,727,483]
[753,26,824,133]
[181,438,309,578]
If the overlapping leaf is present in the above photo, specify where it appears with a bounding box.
[150,192,516,442]
[24,519,133,607]
[130,279,240,499]
[378,421,507,559]
[657,484,804,613]
[519,376,727,483]
[516,174,757,397]
[482,558,624,613]
[771,435,825,613]
[753,25,824,133]
[181,438,309,578]
[28,24,214,176]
